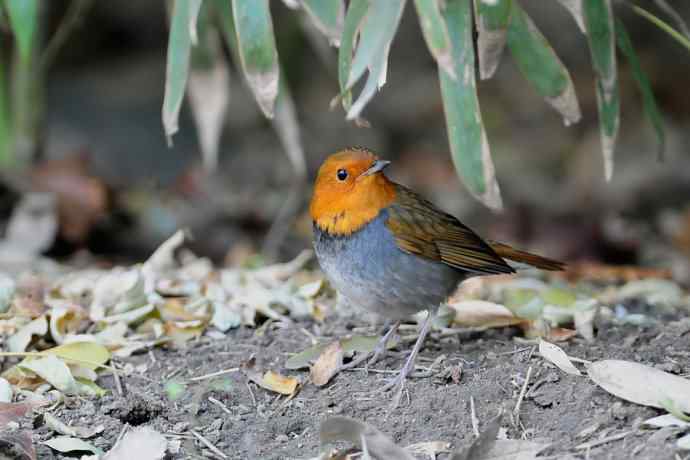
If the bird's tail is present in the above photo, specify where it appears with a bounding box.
[488,241,565,271]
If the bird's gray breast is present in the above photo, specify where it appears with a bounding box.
[313,211,464,319]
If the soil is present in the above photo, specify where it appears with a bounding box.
[10,311,688,460]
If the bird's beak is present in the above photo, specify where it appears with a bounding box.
[360,160,391,177]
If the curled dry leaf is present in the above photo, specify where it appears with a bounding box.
[44,412,104,438]
[310,341,343,386]
[448,300,524,328]
[587,360,690,413]
[18,355,78,394]
[7,315,48,353]
[320,416,415,460]
[103,426,167,460]
[538,339,582,376]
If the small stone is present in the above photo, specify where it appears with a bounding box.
[276,434,289,443]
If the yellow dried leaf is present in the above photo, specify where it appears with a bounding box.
[261,371,298,395]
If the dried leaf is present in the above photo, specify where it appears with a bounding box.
[103,426,167,460]
[406,441,451,457]
[320,416,415,460]
[310,341,343,386]
[43,436,101,455]
[587,360,690,412]
[643,413,690,429]
[0,377,12,403]
[18,355,78,394]
[538,339,582,376]
[260,371,299,395]
[42,341,110,370]
[449,300,524,328]
[0,431,36,460]
[451,410,503,460]
[44,413,104,438]
[0,402,32,428]
[7,315,47,353]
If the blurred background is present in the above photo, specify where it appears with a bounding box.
[1,0,689,282]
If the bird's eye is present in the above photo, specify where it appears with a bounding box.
[336,169,348,181]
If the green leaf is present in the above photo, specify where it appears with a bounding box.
[345,0,407,120]
[583,0,619,180]
[338,0,369,111]
[414,0,455,78]
[439,0,502,210]
[302,0,345,46]
[0,63,12,166]
[3,0,39,64]
[507,2,581,125]
[474,0,512,79]
[232,0,279,118]
[615,18,665,160]
[162,0,195,145]
[632,5,690,54]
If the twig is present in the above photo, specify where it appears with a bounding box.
[207,397,232,415]
[575,431,632,450]
[245,381,257,407]
[470,396,480,438]
[191,429,228,459]
[112,369,124,397]
[188,367,240,382]
[496,346,532,356]
[513,365,533,427]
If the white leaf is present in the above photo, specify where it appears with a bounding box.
[103,426,167,460]
[43,436,100,455]
[643,413,690,429]
[539,339,582,376]
[587,360,690,412]
[7,315,48,353]
[678,433,690,450]
[0,377,13,403]
[19,355,78,394]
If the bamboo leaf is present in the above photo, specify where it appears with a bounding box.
[615,19,665,160]
[188,0,204,45]
[507,2,581,125]
[474,0,512,79]
[414,0,455,78]
[439,0,502,210]
[3,0,39,64]
[556,0,586,33]
[345,0,407,120]
[632,5,690,53]
[338,0,369,111]
[302,0,345,46]
[232,0,280,118]
[583,0,619,181]
[162,0,195,145]
[188,3,230,171]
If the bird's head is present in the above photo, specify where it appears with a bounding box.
[309,147,396,236]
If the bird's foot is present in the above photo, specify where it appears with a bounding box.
[340,320,400,374]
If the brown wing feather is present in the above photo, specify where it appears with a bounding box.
[386,185,514,275]
[488,241,565,271]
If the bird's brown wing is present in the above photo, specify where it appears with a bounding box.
[385,185,514,275]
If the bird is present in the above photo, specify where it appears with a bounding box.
[309,147,564,404]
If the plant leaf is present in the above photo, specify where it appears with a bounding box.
[18,355,78,394]
[162,0,194,145]
[538,339,582,376]
[556,0,586,33]
[7,315,48,353]
[507,2,581,126]
[103,427,167,460]
[320,416,416,460]
[43,436,101,456]
[583,0,619,181]
[42,341,111,370]
[587,360,690,413]
[188,4,230,171]
[232,0,280,118]
[439,0,502,210]
[310,341,343,386]
[414,0,455,78]
[344,0,406,120]
[338,0,369,111]
[302,0,345,46]
[615,18,665,160]
[3,0,39,64]
[474,0,512,79]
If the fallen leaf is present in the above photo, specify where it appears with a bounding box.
[260,371,299,396]
[0,431,36,460]
[18,355,78,394]
[451,410,503,460]
[449,300,524,328]
[49,306,86,344]
[320,416,415,460]
[587,360,690,412]
[286,335,400,370]
[310,341,343,386]
[103,426,167,460]
[0,402,32,428]
[12,273,47,318]
[44,412,104,438]
[0,377,12,403]
[538,339,582,376]
[643,413,690,429]
[0,274,15,313]
[7,315,48,352]
[480,439,550,460]
[678,433,690,450]
[43,436,101,455]
[42,341,111,370]
[405,440,451,457]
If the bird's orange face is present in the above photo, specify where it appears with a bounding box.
[310,148,396,236]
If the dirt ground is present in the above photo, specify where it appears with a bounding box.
[10,309,687,460]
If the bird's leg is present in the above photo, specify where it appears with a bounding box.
[340,320,400,371]
[378,310,434,407]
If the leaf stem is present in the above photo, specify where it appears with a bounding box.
[632,5,690,53]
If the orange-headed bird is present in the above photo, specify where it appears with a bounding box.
[309,147,563,402]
